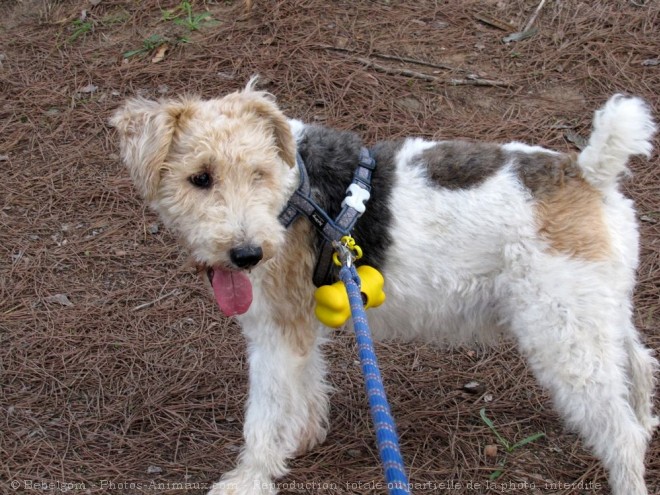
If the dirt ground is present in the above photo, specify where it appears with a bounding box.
[1,1,659,494]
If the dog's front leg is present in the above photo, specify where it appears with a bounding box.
[209,317,329,495]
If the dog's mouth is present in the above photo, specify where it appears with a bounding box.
[205,266,253,317]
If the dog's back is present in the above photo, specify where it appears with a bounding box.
[365,94,657,495]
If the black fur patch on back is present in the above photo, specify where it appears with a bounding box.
[296,125,398,280]
[420,141,505,190]
[420,141,581,198]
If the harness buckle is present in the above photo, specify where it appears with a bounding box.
[342,183,371,215]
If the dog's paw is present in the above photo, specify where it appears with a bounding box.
[295,421,327,456]
[208,469,277,495]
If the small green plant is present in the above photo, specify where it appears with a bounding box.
[161,8,178,21]
[123,34,169,58]
[69,19,93,42]
[480,408,545,480]
[162,1,215,31]
[102,11,131,26]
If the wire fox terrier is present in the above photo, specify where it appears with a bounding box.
[111,81,657,495]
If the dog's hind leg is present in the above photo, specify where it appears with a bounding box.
[624,328,659,437]
[208,318,329,495]
[500,256,651,495]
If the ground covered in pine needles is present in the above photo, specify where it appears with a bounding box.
[1,1,659,493]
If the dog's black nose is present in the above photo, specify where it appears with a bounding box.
[230,245,263,269]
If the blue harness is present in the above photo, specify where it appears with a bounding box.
[278,147,376,286]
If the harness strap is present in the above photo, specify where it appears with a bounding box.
[278,147,376,286]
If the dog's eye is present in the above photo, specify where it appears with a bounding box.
[189,172,212,189]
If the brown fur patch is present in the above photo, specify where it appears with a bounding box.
[421,141,506,190]
[536,179,610,260]
[525,154,610,261]
[262,221,318,354]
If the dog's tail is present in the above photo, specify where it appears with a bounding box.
[578,95,656,190]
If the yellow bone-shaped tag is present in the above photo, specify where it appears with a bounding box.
[314,265,386,328]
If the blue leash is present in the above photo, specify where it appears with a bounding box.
[338,264,411,495]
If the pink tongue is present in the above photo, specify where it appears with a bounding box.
[211,268,253,316]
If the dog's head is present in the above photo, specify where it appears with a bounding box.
[110,80,297,315]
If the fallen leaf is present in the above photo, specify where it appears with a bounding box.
[151,44,168,64]
[484,444,498,457]
[44,294,74,307]
[396,97,424,112]
[564,130,588,151]
[79,83,98,94]
[146,465,162,474]
[335,36,349,49]
[642,58,660,66]
[503,27,538,43]
[463,381,485,395]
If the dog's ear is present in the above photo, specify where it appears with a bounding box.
[110,98,191,200]
[226,87,297,169]
[251,98,296,168]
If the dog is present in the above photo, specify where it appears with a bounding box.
[111,79,657,495]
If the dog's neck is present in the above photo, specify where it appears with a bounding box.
[282,122,396,284]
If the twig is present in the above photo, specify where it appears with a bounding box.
[355,56,437,81]
[371,52,460,72]
[3,303,25,315]
[132,289,180,311]
[448,78,512,87]
[523,0,547,33]
[473,13,516,32]
[503,0,546,43]
[352,56,512,87]
[315,44,462,72]
[317,45,511,86]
